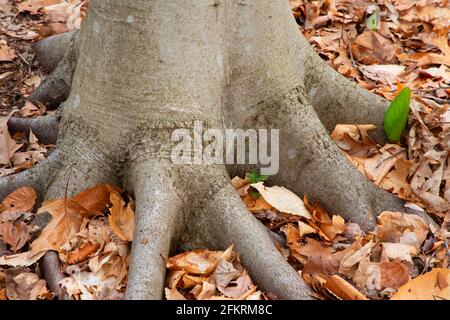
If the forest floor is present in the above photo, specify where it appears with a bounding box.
[0,0,449,300]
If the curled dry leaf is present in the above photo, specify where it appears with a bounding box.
[325,275,368,300]
[0,42,16,61]
[0,251,46,267]
[219,272,256,299]
[108,192,134,242]
[165,286,186,300]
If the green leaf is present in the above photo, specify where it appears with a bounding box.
[384,87,411,143]
[367,11,378,30]
[245,170,269,184]
[250,191,260,199]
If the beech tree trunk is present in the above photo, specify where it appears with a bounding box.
[2,0,432,299]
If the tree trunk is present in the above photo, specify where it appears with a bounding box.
[3,0,433,299]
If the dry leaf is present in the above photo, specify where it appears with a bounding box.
[250,182,312,219]
[108,192,134,242]
[325,275,368,300]
[0,114,23,166]
[5,268,53,300]
[391,268,450,300]
[1,186,37,213]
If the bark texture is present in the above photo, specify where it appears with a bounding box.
[1,0,435,300]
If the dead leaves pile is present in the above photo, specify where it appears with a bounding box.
[0,113,51,177]
[165,245,268,301]
[290,0,449,102]
[0,184,134,300]
[232,177,449,300]
[1,0,87,116]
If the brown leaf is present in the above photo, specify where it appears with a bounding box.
[352,30,399,64]
[167,248,229,276]
[219,272,256,299]
[213,258,241,294]
[67,241,100,265]
[391,268,450,300]
[108,192,134,242]
[20,101,46,118]
[325,275,369,300]
[376,211,429,246]
[1,186,37,213]
[250,182,312,219]
[0,42,16,62]
[0,251,46,267]
[0,221,34,252]
[72,184,121,213]
[5,268,53,300]
[31,184,121,253]
[164,286,186,300]
[297,238,340,275]
[0,114,23,166]
[379,261,410,290]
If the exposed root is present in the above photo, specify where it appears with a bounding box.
[300,37,390,143]
[0,149,61,203]
[39,251,67,299]
[230,86,414,231]
[125,160,186,300]
[28,31,79,108]
[34,31,79,73]
[186,173,313,300]
[8,114,59,144]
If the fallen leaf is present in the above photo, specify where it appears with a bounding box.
[391,268,450,300]
[1,186,37,213]
[0,43,15,62]
[5,268,53,300]
[0,114,23,166]
[325,274,369,300]
[108,192,134,242]
[0,251,46,267]
[297,238,340,275]
[376,211,429,246]
[381,242,417,264]
[251,182,312,219]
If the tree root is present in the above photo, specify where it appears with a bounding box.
[28,31,79,108]
[125,160,186,300]
[124,161,312,300]
[185,171,313,300]
[228,86,436,230]
[0,149,61,203]
[39,251,67,299]
[34,31,78,74]
[8,114,59,144]
[298,36,390,143]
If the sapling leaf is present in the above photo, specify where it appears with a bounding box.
[250,191,260,199]
[245,170,269,184]
[384,87,411,143]
[367,11,378,30]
